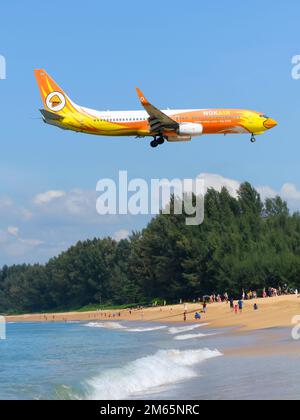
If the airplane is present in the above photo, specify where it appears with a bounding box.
[34,69,277,148]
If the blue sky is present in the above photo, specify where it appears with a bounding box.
[0,0,300,264]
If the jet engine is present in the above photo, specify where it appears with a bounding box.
[177,123,203,136]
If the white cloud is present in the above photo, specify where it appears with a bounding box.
[34,190,66,205]
[0,189,130,264]
[256,185,277,200]
[256,182,300,211]
[199,174,300,212]
[7,226,19,237]
[113,229,130,242]
[2,175,300,265]
[0,197,13,209]
[33,188,97,219]
[281,183,300,201]
[197,173,241,197]
[19,238,44,247]
[0,228,44,260]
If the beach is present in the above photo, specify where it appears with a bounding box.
[6,294,300,333]
[1,319,299,400]
[2,295,300,400]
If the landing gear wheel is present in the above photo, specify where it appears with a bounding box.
[150,136,165,148]
[250,135,256,143]
[150,139,159,148]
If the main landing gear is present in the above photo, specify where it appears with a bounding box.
[150,136,165,148]
[250,134,256,143]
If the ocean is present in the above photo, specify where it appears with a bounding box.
[0,321,299,400]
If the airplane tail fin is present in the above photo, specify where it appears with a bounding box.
[34,69,78,117]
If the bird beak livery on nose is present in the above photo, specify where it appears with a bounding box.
[264,118,278,130]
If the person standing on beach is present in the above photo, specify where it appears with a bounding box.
[230,298,234,312]
[238,300,243,313]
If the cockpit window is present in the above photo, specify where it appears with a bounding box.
[260,114,269,119]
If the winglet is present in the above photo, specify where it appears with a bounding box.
[136,87,150,106]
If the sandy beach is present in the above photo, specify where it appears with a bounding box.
[3,296,300,400]
[6,295,300,333]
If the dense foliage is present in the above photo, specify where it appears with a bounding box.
[1,182,300,314]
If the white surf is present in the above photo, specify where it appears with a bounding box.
[174,333,216,341]
[168,324,209,335]
[127,326,168,332]
[84,348,222,400]
[84,322,127,330]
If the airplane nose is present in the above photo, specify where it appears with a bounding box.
[264,118,278,129]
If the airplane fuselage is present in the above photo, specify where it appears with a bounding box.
[48,106,277,138]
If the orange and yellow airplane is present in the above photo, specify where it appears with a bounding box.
[34,69,277,148]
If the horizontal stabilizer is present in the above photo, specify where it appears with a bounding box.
[39,109,65,121]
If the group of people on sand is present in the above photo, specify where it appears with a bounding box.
[262,286,298,298]
[206,284,297,307]
[229,298,258,314]
[208,291,258,304]
[209,294,224,304]
[191,283,299,322]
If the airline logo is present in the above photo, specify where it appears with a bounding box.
[203,110,231,116]
[46,91,66,112]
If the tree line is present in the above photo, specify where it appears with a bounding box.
[1,182,300,314]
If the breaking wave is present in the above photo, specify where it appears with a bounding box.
[168,324,209,335]
[127,326,168,332]
[84,322,167,333]
[173,333,216,341]
[84,322,127,330]
[83,348,222,400]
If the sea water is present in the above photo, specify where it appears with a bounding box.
[0,322,299,400]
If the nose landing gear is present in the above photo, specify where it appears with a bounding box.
[150,136,165,148]
[250,134,256,143]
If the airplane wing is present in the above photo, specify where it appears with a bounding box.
[136,88,179,134]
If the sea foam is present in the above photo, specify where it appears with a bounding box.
[127,326,168,332]
[84,322,167,333]
[84,348,222,400]
[173,333,216,341]
[84,322,127,330]
[168,324,209,335]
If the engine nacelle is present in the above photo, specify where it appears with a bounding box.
[177,123,203,137]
